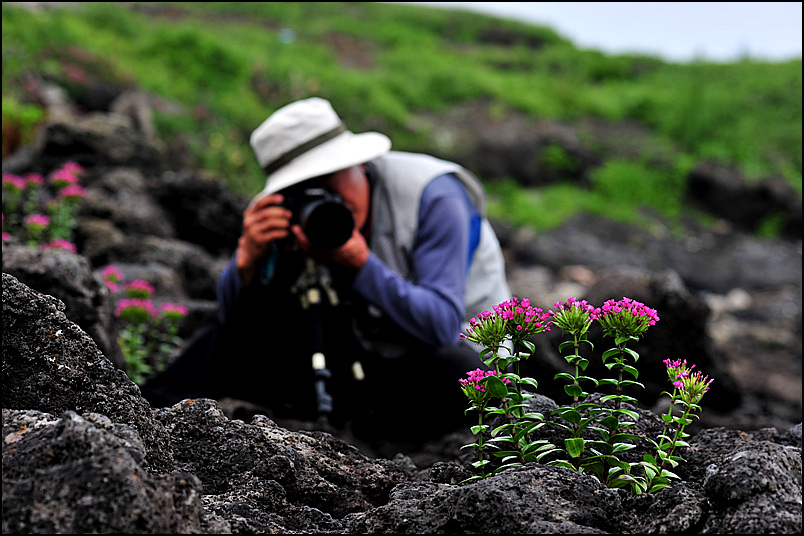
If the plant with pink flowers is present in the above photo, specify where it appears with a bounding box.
[549,298,601,465]
[461,298,556,473]
[102,265,187,384]
[2,162,84,252]
[459,368,510,480]
[633,359,714,492]
[459,294,712,495]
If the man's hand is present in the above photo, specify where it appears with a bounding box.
[236,193,291,285]
[292,225,370,274]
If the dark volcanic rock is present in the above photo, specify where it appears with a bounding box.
[344,464,621,534]
[2,272,173,473]
[2,409,201,534]
[2,244,123,369]
[1,274,801,534]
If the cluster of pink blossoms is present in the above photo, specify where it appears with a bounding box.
[2,162,85,251]
[663,358,713,405]
[459,368,510,404]
[41,238,78,252]
[101,265,125,292]
[553,297,601,319]
[551,297,601,335]
[2,173,28,191]
[600,297,660,324]
[597,296,660,338]
[23,214,50,229]
[125,279,156,298]
[493,296,554,338]
[49,162,84,188]
[115,298,158,322]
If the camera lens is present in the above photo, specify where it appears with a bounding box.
[300,198,354,249]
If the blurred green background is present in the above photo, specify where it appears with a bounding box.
[2,1,801,235]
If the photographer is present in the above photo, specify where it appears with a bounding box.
[143,97,511,441]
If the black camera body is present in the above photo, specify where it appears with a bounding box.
[282,187,354,249]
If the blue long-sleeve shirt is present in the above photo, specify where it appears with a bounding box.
[217,173,481,347]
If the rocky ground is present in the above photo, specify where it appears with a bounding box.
[2,82,801,533]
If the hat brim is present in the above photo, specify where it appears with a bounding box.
[250,131,391,206]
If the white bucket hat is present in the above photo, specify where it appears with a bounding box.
[249,97,391,204]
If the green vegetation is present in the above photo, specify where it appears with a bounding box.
[2,1,801,234]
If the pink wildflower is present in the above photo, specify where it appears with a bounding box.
[49,168,80,188]
[459,368,510,404]
[552,297,601,335]
[160,303,188,320]
[41,239,77,253]
[597,296,660,338]
[25,173,43,186]
[59,184,87,200]
[125,279,155,298]
[115,298,157,322]
[101,265,124,283]
[61,161,84,175]
[493,296,554,340]
[24,214,50,228]
[3,174,27,192]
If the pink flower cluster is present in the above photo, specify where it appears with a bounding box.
[41,238,77,252]
[125,279,156,298]
[459,368,509,391]
[23,214,50,228]
[114,298,157,321]
[49,162,83,188]
[160,303,188,319]
[600,297,660,325]
[553,297,601,320]
[492,296,553,337]
[459,368,510,404]
[2,173,27,191]
[597,296,660,338]
[101,265,124,292]
[663,358,713,404]
[59,184,87,200]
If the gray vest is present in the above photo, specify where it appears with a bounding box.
[369,151,511,327]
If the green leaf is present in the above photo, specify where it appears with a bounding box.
[601,348,620,362]
[622,364,639,379]
[600,415,620,429]
[564,437,585,458]
[485,375,510,398]
[560,409,582,425]
[623,347,640,361]
[660,469,680,480]
[564,384,584,398]
[548,460,577,470]
[554,372,576,382]
[470,425,488,435]
[519,377,539,389]
[615,408,640,421]
[558,340,575,353]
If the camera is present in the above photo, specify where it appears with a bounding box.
[283,187,354,249]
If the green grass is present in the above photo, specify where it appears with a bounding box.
[2,1,801,234]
